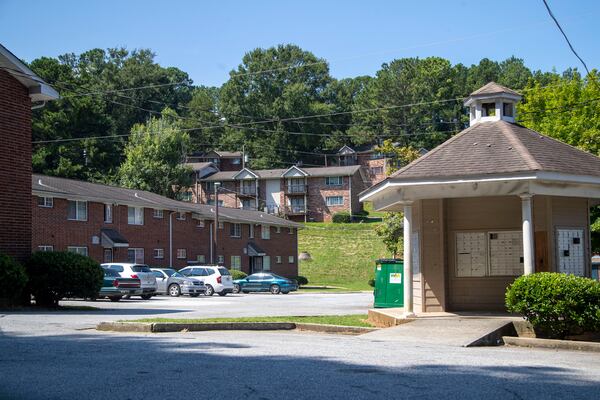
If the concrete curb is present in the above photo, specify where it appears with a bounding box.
[502,336,600,352]
[465,321,518,347]
[96,321,377,335]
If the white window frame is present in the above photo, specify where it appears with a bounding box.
[231,255,241,270]
[153,209,164,219]
[67,246,88,256]
[261,225,270,240]
[230,223,242,238]
[128,206,144,225]
[176,248,187,259]
[326,196,344,207]
[38,245,53,252]
[275,226,281,233]
[249,224,254,238]
[263,256,271,271]
[217,255,224,264]
[289,256,295,264]
[153,248,164,259]
[104,204,113,223]
[288,227,294,235]
[67,200,88,221]
[325,176,343,186]
[197,219,205,228]
[37,196,53,208]
[127,248,144,264]
[177,212,186,221]
[275,256,282,264]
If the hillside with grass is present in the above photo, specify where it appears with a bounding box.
[298,220,389,291]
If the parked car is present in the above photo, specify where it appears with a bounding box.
[179,265,234,296]
[233,273,298,294]
[99,269,142,301]
[101,263,157,299]
[151,268,206,297]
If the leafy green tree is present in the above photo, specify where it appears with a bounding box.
[375,212,404,258]
[118,110,193,198]
[374,139,420,175]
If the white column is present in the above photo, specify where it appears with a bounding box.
[403,202,415,317]
[521,194,535,275]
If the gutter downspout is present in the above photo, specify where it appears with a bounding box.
[31,101,47,110]
[349,175,353,219]
[169,211,175,267]
[209,222,214,263]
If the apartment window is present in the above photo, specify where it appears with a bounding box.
[127,206,144,225]
[207,199,224,206]
[176,249,187,259]
[275,226,281,234]
[231,255,241,270]
[37,196,53,208]
[503,102,514,117]
[371,166,384,175]
[180,191,193,202]
[38,245,53,252]
[261,225,270,240]
[230,223,242,238]
[241,199,253,210]
[104,204,113,223]
[289,256,295,264]
[325,176,343,186]
[249,224,254,238]
[232,158,241,165]
[197,219,205,228]
[263,256,271,271]
[67,200,88,221]
[177,212,186,221]
[205,182,216,192]
[217,255,224,264]
[482,102,496,117]
[153,209,164,218]
[127,248,144,264]
[68,246,88,256]
[289,227,294,235]
[197,255,206,263]
[326,196,344,206]
[153,248,164,259]
[275,256,282,264]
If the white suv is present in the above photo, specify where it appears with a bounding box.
[179,266,234,296]
[102,263,158,299]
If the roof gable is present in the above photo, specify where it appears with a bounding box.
[282,165,308,177]
[233,168,259,180]
[337,145,356,155]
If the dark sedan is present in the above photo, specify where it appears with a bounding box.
[99,269,142,301]
[233,273,298,295]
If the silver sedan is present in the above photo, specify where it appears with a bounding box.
[151,268,206,297]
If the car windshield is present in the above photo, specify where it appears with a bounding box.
[171,271,185,278]
[132,265,152,273]
[270,274,287,280]
[104,269,119,277]
[162,268,177,277]
[218,268,230,276]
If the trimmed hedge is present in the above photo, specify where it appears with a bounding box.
[229,269,248,280]
[26,251,103,307]
[294,276,309,286]
[0,252,28,306]
[332,211,352,223]
[506,272,600,339]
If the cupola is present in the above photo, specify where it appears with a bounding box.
[464,82,522,126]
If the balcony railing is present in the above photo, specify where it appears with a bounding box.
[238,186,257,196]
[285,205,307,215]
[285,184,307,194]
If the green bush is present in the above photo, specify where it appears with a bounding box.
[229,269,248,280]
[332,211,352,223]
[294,276,309,286]
[506,272,600,339]
[0,252,28,306]
[26,251,103,307]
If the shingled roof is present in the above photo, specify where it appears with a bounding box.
[32,174,301,228]
[202,165,362,181]
[389,120,600,181]
[469,82,521,97]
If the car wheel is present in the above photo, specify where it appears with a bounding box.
[109,296,122,302]
[190,293,200,297]
[233,284,241,294]
[242,290,250,294]
[141,294,153,300]
[270,284,281,294]
[168,284,181,297]
[205,285,214,296]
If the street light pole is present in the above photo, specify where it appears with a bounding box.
[214,182,221,265]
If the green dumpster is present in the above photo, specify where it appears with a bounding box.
[373,259,404,308]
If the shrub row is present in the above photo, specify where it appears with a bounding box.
[506,272,600,339]
[332,211,352,223]
[0,251,103,307]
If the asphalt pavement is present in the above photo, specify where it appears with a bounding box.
[1,292,599,399]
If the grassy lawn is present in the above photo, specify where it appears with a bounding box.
[298,219,388,291]
[125,314,373,327]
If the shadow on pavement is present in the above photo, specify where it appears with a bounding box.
[0,331,598,400]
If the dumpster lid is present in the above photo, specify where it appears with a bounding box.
[376,258,403,264]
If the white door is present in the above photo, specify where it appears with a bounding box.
[265,179,281,213]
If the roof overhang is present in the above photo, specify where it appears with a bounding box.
[247,242,266,257]
[360,172,600,212]
[282,165,308,178]
[101,229,129,248]
[233,168,259,180]
[0,44,59,102]
[464,93,522,107]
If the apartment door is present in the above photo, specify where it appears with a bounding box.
[250,256,263,274]
[103,248,113,263]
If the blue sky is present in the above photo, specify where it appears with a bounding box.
[1,0,599,87]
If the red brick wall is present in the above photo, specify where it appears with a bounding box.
[357,154,386,185]
[31,196,298,277]
[0,70,32,262]
[305,176,353,222]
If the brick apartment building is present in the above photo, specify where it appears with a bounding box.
[0,44,59,262]
[188,164,367,222]
[187,150,244,171]
[32,174,300,277]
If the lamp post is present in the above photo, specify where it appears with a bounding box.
[214,182,221,264]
